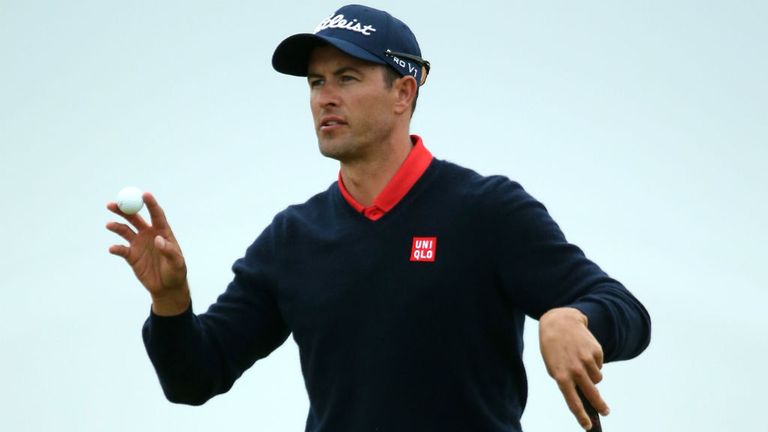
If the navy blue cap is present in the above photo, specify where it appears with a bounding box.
[272,4,429,85]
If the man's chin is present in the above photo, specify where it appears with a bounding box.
[317,140,345,161]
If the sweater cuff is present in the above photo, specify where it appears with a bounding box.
[143,302,196,347]
[148,301,194,321]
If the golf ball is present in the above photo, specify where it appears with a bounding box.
[117,186,144,215]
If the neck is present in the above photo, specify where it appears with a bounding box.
[340,132,413,207]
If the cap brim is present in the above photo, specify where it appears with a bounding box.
[272,33,385,76]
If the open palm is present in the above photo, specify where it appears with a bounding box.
[106,192,189,310]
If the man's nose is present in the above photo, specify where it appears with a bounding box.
[314,83,341,108]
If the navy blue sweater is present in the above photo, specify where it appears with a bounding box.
[143,158,651,431]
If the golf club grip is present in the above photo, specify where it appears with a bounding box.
[577,388,602,432]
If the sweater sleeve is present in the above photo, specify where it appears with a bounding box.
[142,222,291,405]
[482,176,651,362]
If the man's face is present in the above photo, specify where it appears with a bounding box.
[307,45,399,162]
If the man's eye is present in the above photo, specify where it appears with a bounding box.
[309,79,324,88]
[340,75,356,82]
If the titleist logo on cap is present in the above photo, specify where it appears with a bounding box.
[314,13,377,36]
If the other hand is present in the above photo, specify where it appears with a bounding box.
[539,307,609,430]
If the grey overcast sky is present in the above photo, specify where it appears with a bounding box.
[1,1,766,431]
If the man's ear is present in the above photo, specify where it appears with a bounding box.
[393,75,418,115]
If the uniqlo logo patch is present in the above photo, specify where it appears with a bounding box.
[410,237,437,262]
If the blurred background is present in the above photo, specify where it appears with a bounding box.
[1,0,765,430]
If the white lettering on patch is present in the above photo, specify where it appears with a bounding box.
[410,237,437,263]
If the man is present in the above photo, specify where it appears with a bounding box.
[106,5,650,431]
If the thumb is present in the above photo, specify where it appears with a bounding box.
[155,235,186,268]
[154,235,168,251]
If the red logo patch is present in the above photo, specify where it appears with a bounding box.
[410,237,437,262]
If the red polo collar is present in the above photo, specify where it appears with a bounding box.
[338,135,433,221]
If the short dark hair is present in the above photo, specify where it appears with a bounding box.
[382,66,418,117]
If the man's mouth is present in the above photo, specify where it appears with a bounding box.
[319,116,347,131]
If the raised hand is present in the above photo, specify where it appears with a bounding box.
[106,192,190,316]
[539,307,609,431]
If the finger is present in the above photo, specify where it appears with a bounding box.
[143,192,171,231]
[594,347,604,370]
[578,387,603,432]
[557,381,591,430]
[577,374,609,416]
[586,360,603,384]
[106,221,136,243]
[106,202,149,230]
[108,244,130,258]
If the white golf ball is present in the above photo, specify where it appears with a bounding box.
[116,186,144,215]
